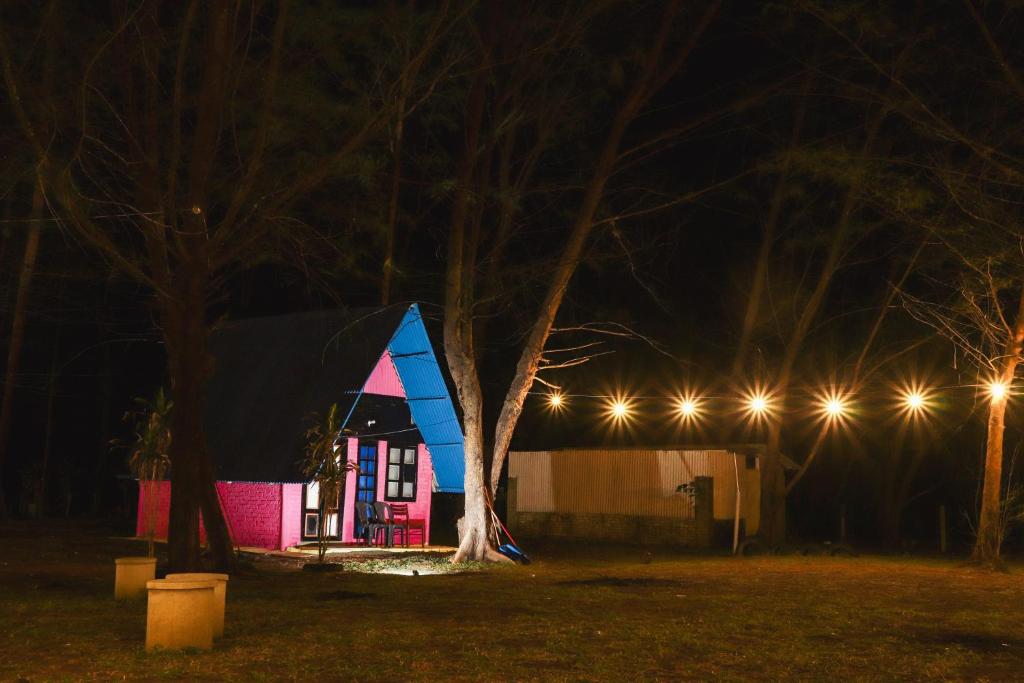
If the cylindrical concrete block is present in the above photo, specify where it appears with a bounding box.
[114,557,157,600]
[145,579,215,651]
[164,572,229,637]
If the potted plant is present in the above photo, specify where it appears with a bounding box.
[111,389,171,598]
[120,388,172,557]
[301,403,358,568]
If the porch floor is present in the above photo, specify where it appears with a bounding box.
[279,542,457,559]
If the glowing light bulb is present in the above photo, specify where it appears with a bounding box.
[905,391,925,411]
[748,395,768,416]
[824,397,846,418]
[988,381,1008,402]
[548,391,564,409]
[605,394,634,423]
[678,398,698,418]
[612,400,628,418]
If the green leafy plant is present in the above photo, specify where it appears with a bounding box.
[117,388,173,557]
[302,403,358,563]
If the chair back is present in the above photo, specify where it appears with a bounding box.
[389,503,409,521]
[373,501,394,524]
[356,502,373,525]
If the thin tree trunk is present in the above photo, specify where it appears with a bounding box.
[0,182,43,517]
[972,284,1024,563]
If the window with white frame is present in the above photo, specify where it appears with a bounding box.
[385,447,417,500]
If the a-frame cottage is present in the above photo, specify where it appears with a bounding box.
[136,304,465,550]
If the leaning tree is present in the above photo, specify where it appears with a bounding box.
[438,0,727,562]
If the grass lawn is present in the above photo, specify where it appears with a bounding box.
[1,521,1022,681]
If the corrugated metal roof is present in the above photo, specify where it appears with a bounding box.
[385,304,465,493]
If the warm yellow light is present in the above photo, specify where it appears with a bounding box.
[988,381,1008,402]
[748,395,768,415]
[547,391,564,409]
[904,391,926,411]
[604,394,634,423]
[612,400,628,418]
[824,397,846,418]
[678,398,698,418]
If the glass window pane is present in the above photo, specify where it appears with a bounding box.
[305,482,319,509]
[326,513,338,536]
[304,513,318,536]
[387,482,399,498]
[402,482,413,498]
[388,464,400,481]
[404,449,416,464]
[389,447,401,463]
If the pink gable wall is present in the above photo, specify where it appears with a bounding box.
[361,350,405,397]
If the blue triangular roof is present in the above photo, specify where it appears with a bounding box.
[205,304,464,492]
[343,304,465,493]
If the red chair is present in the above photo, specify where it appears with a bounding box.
[388,503,426,547]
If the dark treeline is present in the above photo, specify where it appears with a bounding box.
[0,1,1021,565]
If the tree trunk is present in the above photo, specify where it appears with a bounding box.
[0,182,43,517]
[163,264,235,571]
[972,285,1024,563]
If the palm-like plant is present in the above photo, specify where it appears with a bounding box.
[302,403,358,563]
[120,389,172,557]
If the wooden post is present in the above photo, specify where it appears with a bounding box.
[732,453,742,555]
[939,505,947,554]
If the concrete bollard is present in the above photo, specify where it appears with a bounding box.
[164,573,229,638]
[145,579,216,651]
[114,557,157,600]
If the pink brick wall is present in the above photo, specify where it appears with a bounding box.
[216,482,282,549]
[362,351,405,397]
[136,480,298,551]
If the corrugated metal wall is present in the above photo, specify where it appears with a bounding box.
[509,449,760,534]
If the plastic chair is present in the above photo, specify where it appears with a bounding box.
[373,501,399,547]
[355,502,386,546]
[388,503,426,547]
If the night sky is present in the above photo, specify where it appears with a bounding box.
[0,1,1020,552]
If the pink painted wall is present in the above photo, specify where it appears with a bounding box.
[361,351,405,397]
[134,443,435,550]
[340,437,360,543]
[136,480,305,551]
[216,482,283,549]
[280,483,303,550]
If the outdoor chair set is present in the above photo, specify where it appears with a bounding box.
[355,501,426,547]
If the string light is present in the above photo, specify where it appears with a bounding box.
[743,389,772,420]
[899,384,932,417]
[676,394,702,421]
[604,394,635,424]
[547,391,565,411]
[988,380,1009,402]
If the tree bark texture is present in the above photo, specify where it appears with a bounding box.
[972,285,1024,563]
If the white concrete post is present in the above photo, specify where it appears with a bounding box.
[164,572,229,637]
[145,579,216,651]
[114,557,157,600]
